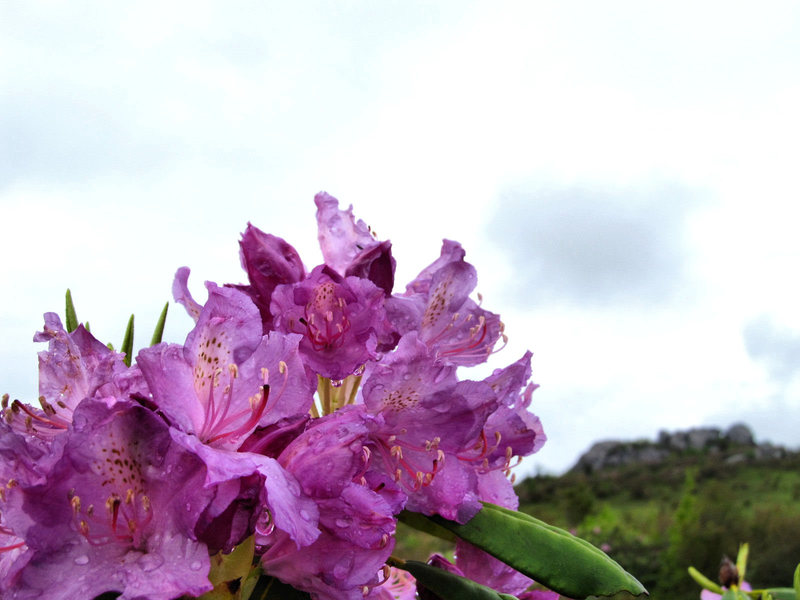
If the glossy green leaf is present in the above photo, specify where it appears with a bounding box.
[65,289,78,333]
[150,302,169,346]
[243,572,312,600]
[398,509,456,542]
[121,315,134,367]
[427,502,648,599]
[391,558,518,600]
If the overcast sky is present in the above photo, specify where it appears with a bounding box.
[2,1,799,476]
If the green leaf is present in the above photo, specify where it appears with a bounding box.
[427,502,648,599]
[121,315,134,367]
[391,558,518,600]
[794,563,800,599]
[244,572,313,600]
[208,536,255,588]
[398,509,457,543]
[736,543,749,583]
[688,566,723,595]
[150,302,169,346]
[761,588,797,600]
[65,289,78,333]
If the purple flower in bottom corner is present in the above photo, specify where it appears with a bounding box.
[700,581,751,600]
[6,398,214,600]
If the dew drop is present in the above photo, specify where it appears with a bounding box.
[331,379,344,388]
[299,509,311,521]
[256,508,275,535]
[353,364,366,377]
[190,560,202,571]
[74,555,89,565]
[335,517,352,528]
[137,553,164,572]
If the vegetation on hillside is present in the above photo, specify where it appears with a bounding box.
[515,450,800,599]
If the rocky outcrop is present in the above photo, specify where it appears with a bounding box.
[571,423,786,474]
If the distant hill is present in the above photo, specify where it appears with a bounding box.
[514,424,800,600]
[569,422,796,474]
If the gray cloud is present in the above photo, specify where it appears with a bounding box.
[487,182,699,307]
[743,315,800,383]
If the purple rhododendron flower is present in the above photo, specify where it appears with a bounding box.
[361,333,497,522]
[271,265,396,380]
[3,314,131,439]
[6,398,214,600]
[1,192,551,600]
[368,567,416,600]
[386,241,505,367]
[261,407,396,599]
[139,282,313,448]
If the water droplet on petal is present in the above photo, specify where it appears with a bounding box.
[74,555,89,565]
[331,379,344,388]
[255,508,275,535]
[190,560,202,571]
[299,509,311,521]
[335,517,352,528]
[353,364,365,376]
[137,553,164,572]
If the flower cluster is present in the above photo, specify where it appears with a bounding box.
[1,193,546,600]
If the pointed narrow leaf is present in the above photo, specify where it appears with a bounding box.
[65,289,78,333]
[121,315,134,367]
[427,502,647,599]
[794,563,800,599]
[150,302,169,346]
[393,559,517,600]
[735,543,749,583]
[688,567,722,595]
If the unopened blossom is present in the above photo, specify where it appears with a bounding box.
[232,224,307,330]
[315,192,396,295]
